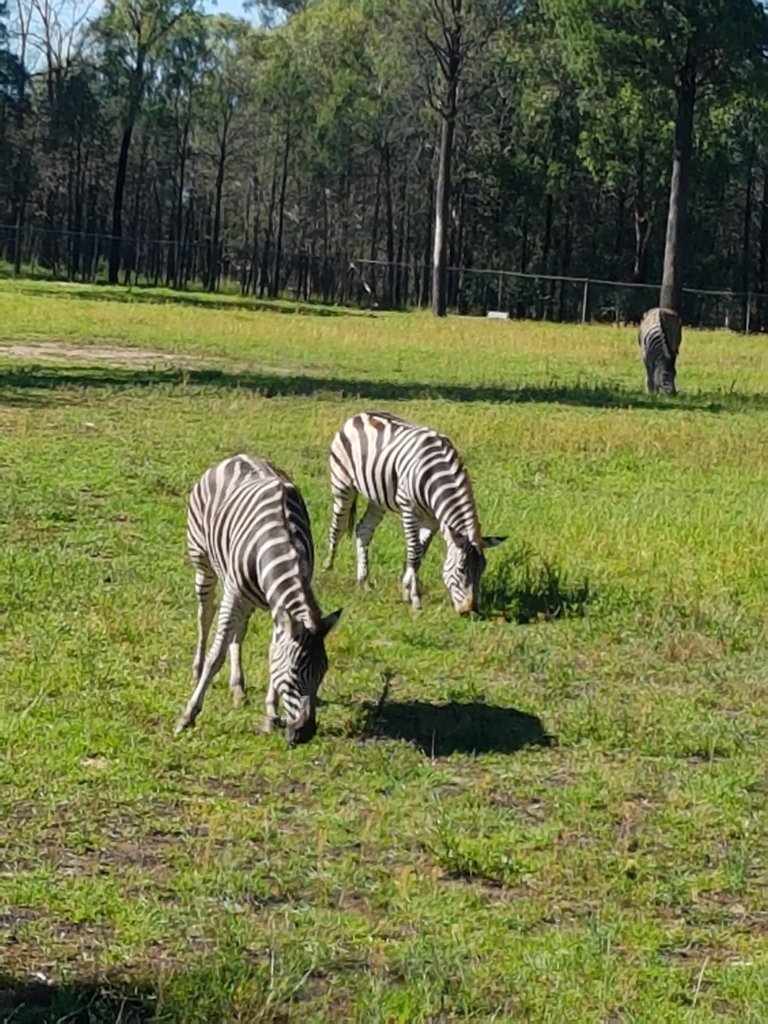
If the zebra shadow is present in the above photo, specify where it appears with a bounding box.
[481,550,593,624]
[0,972,155,1023]
[357,696,554,756]
[4,364,768,414]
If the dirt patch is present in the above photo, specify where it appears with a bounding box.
[0,341,202,368]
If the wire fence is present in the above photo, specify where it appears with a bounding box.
[1,221,765,332]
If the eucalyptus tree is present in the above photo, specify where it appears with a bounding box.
[392,0,519,315]
[576,81,671,285]
[543,0,768,314]
[194,16,257,290]
[90,0,203,284]
[0,0,31,268]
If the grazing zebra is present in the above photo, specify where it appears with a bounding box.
[176,454,342,745]
[638,307,682,394]
[324,412,505,613]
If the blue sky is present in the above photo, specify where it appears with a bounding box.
[204,0,256,19]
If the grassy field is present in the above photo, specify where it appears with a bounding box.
[1,279,767,1022]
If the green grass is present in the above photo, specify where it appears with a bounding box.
[1,279,767,1022]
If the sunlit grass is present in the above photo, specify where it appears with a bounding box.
[1,281,767,1022]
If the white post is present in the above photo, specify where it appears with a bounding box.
[581,279,589,323]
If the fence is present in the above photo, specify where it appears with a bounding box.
[1,221,764,332]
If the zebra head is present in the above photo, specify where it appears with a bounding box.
[444,530,506,614]
[271,608,343,745]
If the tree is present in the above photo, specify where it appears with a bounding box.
[543,0,768,313]
[90,0,202,284]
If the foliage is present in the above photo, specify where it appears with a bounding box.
[2,0,768,306]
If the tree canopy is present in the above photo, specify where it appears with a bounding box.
[3,0,768,321]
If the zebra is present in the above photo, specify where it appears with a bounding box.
[324,411,505,613]
[638,307,682,394]
[175,454,342,746]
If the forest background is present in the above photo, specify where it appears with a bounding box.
[3,0,768,326]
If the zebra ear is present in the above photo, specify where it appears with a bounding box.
[319,608,343,637]
[482,536,507,549]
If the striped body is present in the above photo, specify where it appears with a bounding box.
[324,412,504,613]
[177,454,341,745]
[638,307,681,394]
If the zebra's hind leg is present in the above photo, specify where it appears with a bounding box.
[355,501,385,587]
[175,588,240,734]
[324,485,357,570]
[228,611,251,708]
[192,562,217,683]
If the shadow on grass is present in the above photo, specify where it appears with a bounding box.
[482,550,594,624]
[2,363,765,413]
[7,279,373,318]
[359,698,554,756]
[0,972,155,1023]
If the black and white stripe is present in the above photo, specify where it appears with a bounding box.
[324,412,505,613]
[638,307,682,394]
[176,454,341,745]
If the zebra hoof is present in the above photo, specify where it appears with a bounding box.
[261,715,280,734]
[231,686,247,708]
[410,597,422,611]
[174,715,193,735]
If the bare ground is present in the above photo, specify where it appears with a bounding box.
[0,342,203,368]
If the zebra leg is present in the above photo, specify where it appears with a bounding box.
[262,627,281,733]
[262,679,280,734]
[175,590,241,734]
[228,611,250,708]
[192,563,217,683]
[355,502,385,586]
[401,512,429,609]
[324,484,356,570]
[419,526,436,560]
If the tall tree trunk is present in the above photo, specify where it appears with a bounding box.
[270,126,290,299]
[171,116,190,288]
[660,49,696,313]
[260,154,279,297]
[741,147,755,329]
[432,104,456,317]
[208,119,230,292]
[383,142,395,306]
[757,163,768,329]
[109,122,134,285]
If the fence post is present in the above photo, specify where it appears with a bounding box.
[581,279,589,323]
[745,291,751,335]
[497,272,503,309]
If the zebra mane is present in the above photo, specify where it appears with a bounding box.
[275,483,323,634]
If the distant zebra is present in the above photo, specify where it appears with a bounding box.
[176,454,342,745]
[324,412,505,613]
[638,307,682,394]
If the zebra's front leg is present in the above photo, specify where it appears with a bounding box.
[228,612,250,708]
[324,485,357,571]
[192,565,217,683]
[261,636,281,734]
[401,513,430,609]
[176,591,240,734]
[355,502,385,587]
